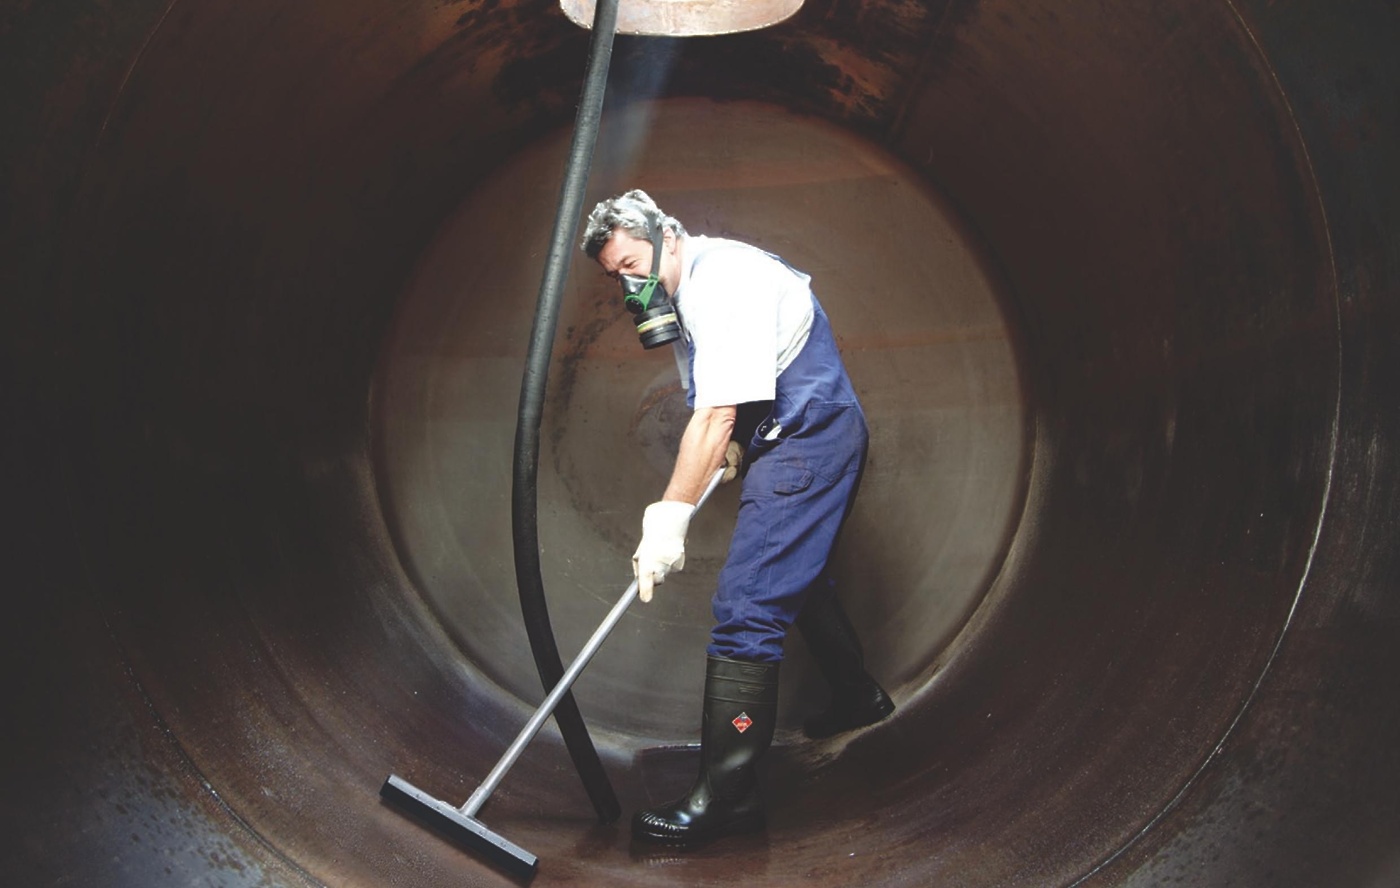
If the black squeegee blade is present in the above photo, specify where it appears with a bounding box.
[381,774,539,878]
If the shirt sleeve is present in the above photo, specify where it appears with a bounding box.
[683,249,787,408]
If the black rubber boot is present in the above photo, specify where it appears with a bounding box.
[796,590,894,739]
[632,656,780,846]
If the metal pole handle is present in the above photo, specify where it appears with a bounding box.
[463,467,728,816]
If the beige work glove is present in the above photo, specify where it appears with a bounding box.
[721,440,744,484]
[633,501,694,603]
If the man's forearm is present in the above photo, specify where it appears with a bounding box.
[663,405,737,504]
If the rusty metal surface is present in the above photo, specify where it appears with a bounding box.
[3,0,1399,886]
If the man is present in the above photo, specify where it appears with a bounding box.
[580,189,894,846]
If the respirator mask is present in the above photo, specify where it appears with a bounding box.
[620,217,682,349]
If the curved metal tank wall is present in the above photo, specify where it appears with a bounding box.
[3,1,1398,886]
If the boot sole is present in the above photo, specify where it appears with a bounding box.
[803,695,896,740]
[632,810,767,847]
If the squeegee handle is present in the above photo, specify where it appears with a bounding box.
[462,467,728,817]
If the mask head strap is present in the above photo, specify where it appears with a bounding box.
[622,214,667,315]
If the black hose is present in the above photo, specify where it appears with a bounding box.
[509,0,622,824]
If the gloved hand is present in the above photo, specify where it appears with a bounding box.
[633,501,694,603]
[720,440,744,484]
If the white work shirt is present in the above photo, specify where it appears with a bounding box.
[672,236,814,408]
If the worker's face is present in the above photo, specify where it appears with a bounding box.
[595,227,680,298]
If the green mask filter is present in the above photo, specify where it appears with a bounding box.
[620,219,682,349]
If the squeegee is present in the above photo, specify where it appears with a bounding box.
[382,468,726,876]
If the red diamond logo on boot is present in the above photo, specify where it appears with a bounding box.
[732,712,753,734]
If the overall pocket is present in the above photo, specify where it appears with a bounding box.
[748,401,866,491]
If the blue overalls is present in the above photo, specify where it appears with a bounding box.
[685,297,868,663]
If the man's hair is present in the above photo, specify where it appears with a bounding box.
[579,189,687,259]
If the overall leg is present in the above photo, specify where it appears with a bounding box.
[708,452,862,662]
[632,439,860,845]
[728,421,893,738]
[795,575,895,738]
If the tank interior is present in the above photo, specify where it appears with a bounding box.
[4,1,1399,886]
